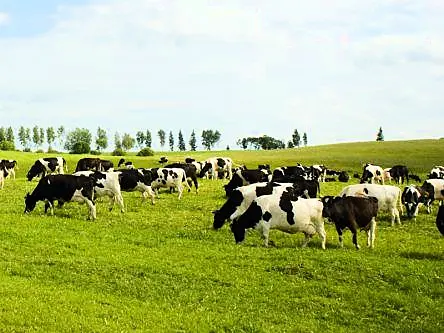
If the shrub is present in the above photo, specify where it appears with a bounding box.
[112,148,126,156]
[137,147,154,156]
[0,141,15,151]
[90,150,101,155]
[47,147,59,154]
[23,147,32,152]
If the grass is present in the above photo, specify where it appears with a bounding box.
[0,139,443,332]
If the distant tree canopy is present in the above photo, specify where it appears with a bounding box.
[168,131,174,151]
[237,135,285,150]
[0,126,15,151]
[201,130,221,150]
[96,127,108,151]
[189,130,197,151]
[376,127,384,141]
[178,130,186,151]
[158,129,166,149]
[65,128,92,154]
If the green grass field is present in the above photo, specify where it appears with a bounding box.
[0,139,443,332]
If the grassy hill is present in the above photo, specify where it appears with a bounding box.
[0,139,443,332]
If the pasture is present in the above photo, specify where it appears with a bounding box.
[0,139,443,332]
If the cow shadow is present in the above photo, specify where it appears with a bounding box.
[400,251,444,261]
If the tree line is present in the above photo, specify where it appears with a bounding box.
[236,129,308,150]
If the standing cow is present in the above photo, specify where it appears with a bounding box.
[420,179,444,213]
[200,157,234,180]
[0,159,18,179]
[360,163,385,185]
[27,157,68,181]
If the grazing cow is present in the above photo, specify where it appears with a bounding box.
[428,166,444,179]
[117,158,134,169]
[117,169,156,204]
[389,165,409,184]
[24,174,96,220]
[230,192,326,249]
[339,184,403,226]
[223,169,271,197]
[150,168,191,199]
[420,179,444,213]
[410,174,422,183]
[73,170,125,212]
[185,157,195,163]
[0,163,9,189]
[213,182,312,230]
[383,168,392,183]
[0,159,17,179]
[322,196,378,249]
[200,157,234,180]
[75,158,114,172]
[338,171,350,182]
[258,164,271,171]
[401,185,425,219]
[271,165,307,182]
[100,160,114,172]
[436,205,444,236]
[310,165,327,182]
[360,163,385,184]
[159,156,168,165]
[27,157,67,181]
[164,162,199,193]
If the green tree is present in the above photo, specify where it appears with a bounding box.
[287,141,294,148]
[236,138,248,150]
[6,127,14,142]
[32,126,40,148]
[46,127,56,148]
[168,131,174,151]
[145,130,152,148]
[39,127,45,147]
[0,127,5,143]
[114,132,122,150]
[64,128,92,154]
[303,132,308,146]
[18,126,29,149]
[292,129,301,147]
[96,127,108,151]
[189,130,197,151]
[136,131,146,148]
[121,133,135,151]
[158,129,166,149]
[178,130,186,151]
[376,127,384,141]
[57,126,65,149]
[201,129,221,150]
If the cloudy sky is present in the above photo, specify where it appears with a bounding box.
[0,0,443,150]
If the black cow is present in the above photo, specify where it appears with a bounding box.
[409,174,422,183]
[164,162,199,193]
[118,158,134,169]
[389,165,409,184]
[420,179,444,213]
[185,157,196,163]
[118,169,155,204]
[159,157,168,165]
[271,165,307,182]
[27,157,67,181]
[338,171,350,182]
[0,159,17,179]
[75,157,113,172]
[322,195,378,249]
[436,205,444,236]
[24,174,96,220]
[223,169,271,197]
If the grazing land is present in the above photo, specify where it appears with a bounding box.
[0,139,443,332]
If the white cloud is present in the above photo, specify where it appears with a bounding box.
[0,0,443,148]
[0,12,10,25]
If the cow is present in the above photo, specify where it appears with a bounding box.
[322,196,378,249]
[339,184,403,226]
[409,174,422,183]
[73,170,125,212]
[24,174,96,220]
[271,165,307,182]
[389,165,409,184]
[117,169,156,205]
[436,205,444,236]
[0,162,9,189]
[360,163,385,184]
[149,168,191,199]
[230,192,326,249]
[223,168,271,197]
[75,158,114,172]
[420,179,444,213]
[383,168,392,183]
[428,166,444,179]
[117,158,134,169]
[0,159,18,179]
[159,156,168,165]
[338,171,350,182]
[27,157,68,181]
[185,157,195,163]
[310,165,327,182]
[199,157,234,180]
[401,185,425,220]
[213,182,312,230]
[164,162,199,193]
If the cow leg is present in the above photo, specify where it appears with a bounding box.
[84,198,96,220]
[113,193,125,213]
[301,232,313,248]
[45,200,54,215]
[349,225,360,250]
[335,225,344,248]
[260,223,271,247]
[391,208,401,226]
[177,184,184,200]
[142,188,155,205]
[314,223,327,250]
[367,218,376,248]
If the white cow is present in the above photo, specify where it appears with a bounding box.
[200,157,234,180]
[230,192,326,249]
[150,168,191,199]
[339,184,403,226]
[421,179,444,213]
[361,163,385,184]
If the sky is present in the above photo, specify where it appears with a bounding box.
[0,0,443,151]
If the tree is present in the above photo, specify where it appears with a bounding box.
[236,138,248,150]
[145,130,152,148]
[189,130,197,151]
[46,127,56,148]
[114,132,122,150]
[201,129,221,150]
[39,127,45,147]
[121,133,135,151]
[32,126,40,148]
[64,128,92,154]
[178,130,186,151]
[26,128,31,147]
[287,141,294,148]
[6,127,14,142]
[168,131,174,151]
[18,126,29,149]
[292,129,301,147]
[376,127,384,141]
[136,131,145,148]
[0,127,5,143]
[57,126,65,149]
[158,129,166,149]
[96,127,108,151]
[303,132,308,146]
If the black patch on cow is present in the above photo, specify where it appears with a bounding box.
[436,205,444,236]
[256,183,274,197]
[213,189,244,229]
[217,158,226,168]
[279,191,295,225]
[162,180,166,185]
[263,211,272,222]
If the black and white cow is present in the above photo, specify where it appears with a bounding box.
[213,182,312,230]
[27,157,68,181]
[118,158,134,169]
[322,195,378,249]
[338,171,350,182]
[75,158,114,172]
[0,162,9,189]
[436,205,444,236]
[230,192,326,249]
[389,165,409,184]
[428,166,444,179]
[0,159,17,179]
[310,165,327,182]
[199,157,234,180]
[164,163,199,193]
[420,179,444,213]
[339,184,403,226]
[271,165,307,183]
[360,163,385,184]
[149,168,191,199]
[73,170,125,212]
[24,174,96,220]
[223,169,271,197]
[401,185,425,219]
[117,169,156,205]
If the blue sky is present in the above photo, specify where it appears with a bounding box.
[0,0,443,150]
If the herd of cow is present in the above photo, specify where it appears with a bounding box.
[0,156,443,249]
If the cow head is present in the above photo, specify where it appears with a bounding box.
[321,196,337,219]
[230,220,246,243]
[24,193,37,213]
[212,210,228,230]
[402,186,422,219]
[27,163,43,181]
